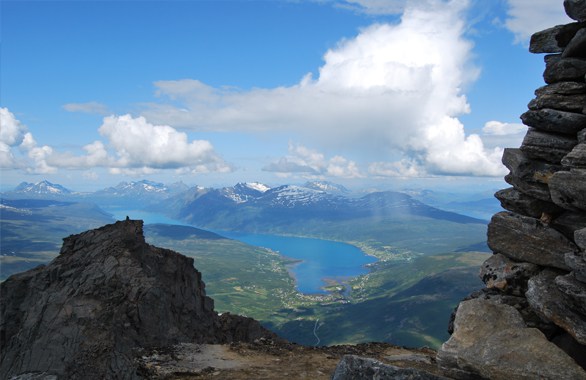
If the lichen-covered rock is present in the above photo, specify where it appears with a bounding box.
[495,187,563,219]
[487,212,577,270]
[332,355,447,380]
[549,169,586,210]
[544,57,586,83]
[565,251,586,282]
[527,270,586,345]
[528,93,586,113]
[0,220,276,379]
[563,143,586,167]
[502,148,563,201]
[530,25,565,54]
[521,108,586,134]
[479,254,540,296]
[556,273,586,314]
[520,128,578,164]
[437,298,586,380]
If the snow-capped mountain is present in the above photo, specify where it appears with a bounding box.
[97,180,171,196]
[13,181,72,195]
[304,181,349,194]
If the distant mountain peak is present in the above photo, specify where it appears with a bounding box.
[304,181,349,194]
[242,182,270,193]
[14,180,72,194]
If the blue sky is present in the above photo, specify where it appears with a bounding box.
[0,0,570,192]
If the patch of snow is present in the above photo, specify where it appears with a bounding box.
[245,182,270,193]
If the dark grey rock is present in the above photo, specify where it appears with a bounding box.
[576,227,586,249]
[551,211,586,240]
[487,212,577,269]
[437,298,586,380]
[0,220,276,380]
[495,187,564,219]
[565,0,586,22]
[550,169,586,210]
[331,355,447,380]
[555,273,586,314]
[528,93,586,113]
[535,81,586,96]
[579,128,586,142]
[527,270,586,345]
[530,25,564,53]
[564,28,586,58]
[562,143,586,167]
[556,22,586,47]
[565,252,586,282]
[521,109,586,135]
[479,254,540,296]
[502,148,563,201]
[521,128,578,164]
[544,57,586,83]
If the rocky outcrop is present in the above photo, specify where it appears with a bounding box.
[332,355,447,380]
[0,219,276,380]
[438,1,586,378]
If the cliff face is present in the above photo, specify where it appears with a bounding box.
[437,1,586,379]
[0,219,275,380]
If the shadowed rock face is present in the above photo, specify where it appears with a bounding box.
[0,219,275,380]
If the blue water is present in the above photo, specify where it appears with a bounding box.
[104,209,377,294]
[219,231,377,294]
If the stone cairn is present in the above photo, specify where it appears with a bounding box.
[437,1,586,379]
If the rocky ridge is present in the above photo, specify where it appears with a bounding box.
[0,219,275,379]
[435,1,586,378]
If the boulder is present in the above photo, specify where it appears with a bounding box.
[562,143,586,167]
[530,25,564,53]
[487,212,577,270]
[563,27,586,58]
[331,355,447,380]
[528,93,586,113]
[544,57,586,83]
[437,298,586,380]
[580,128,586,142]
[549,169,586,210]
[527,270,586,345]
[551,211,586,239]
[495,187,563,219]
[565,0,586,22]
[576,227,586,249]
[520,128,578,164]
[479,254,540,296]
[520,108,586,135]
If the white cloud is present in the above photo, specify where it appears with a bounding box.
[505,0,571,43]
[1,108,231,176]
[482,120,525,136]
[0,107,27,167]
[143,0,504,177]
[63,101,109,115]
[264,143,363,179]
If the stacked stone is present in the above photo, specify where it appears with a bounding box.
[437,1,586,379]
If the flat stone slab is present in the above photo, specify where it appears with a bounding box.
[495,187,563,219]
[527,270,586,345]
[521,128,578,164]
[550,169,586,211]
[487,211,577,270]
[437,298,586,380]
[521,108,586,135]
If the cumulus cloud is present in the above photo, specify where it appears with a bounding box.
[63,101,109,115]
[264,143,363,179]
[1,108,231,175]
[0,108,27,167]
[51,114,232,174]
[144,0,506,177]
[505,0,571,43]
[482,120,525,136]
